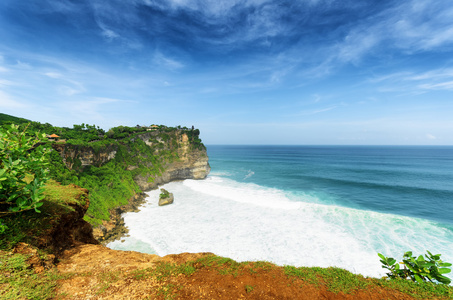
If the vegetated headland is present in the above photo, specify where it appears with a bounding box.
[1,113,452,299]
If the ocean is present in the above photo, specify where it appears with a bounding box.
[108,145,453,279]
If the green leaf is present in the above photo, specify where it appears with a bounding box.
[439,262,452,267]
[438,268,451,274]
[437,275,451,285]
[414,274,424,283]
[378,253,386,260]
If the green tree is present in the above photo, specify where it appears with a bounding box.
[0,124,51,216]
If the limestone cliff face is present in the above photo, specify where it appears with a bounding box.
[52,128,210,191]
[52,143,118,170]
[132,130,210,191]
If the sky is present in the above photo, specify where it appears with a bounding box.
[1,0,453,145]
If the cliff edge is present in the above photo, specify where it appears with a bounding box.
[49,126,210,241]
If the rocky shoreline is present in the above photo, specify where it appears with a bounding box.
[92,192,148,244]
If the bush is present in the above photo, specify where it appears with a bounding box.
[159,188,170,199]
[378,251,452,285]
[0,124,51,216]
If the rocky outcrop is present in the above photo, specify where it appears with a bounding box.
[158,188,174,206]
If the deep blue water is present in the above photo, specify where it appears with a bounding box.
[207,145,453,226]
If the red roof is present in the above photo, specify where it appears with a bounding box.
[49,134,60,138]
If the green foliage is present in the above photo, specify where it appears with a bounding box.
[0,219,7,234]
[0,113,30,125]
[159,188,170,199]
[245,285,254,293]
[2,119,207,226]
[378,251,452,285]
[0,124,51,215]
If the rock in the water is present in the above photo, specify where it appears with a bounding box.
[158,188,174,206]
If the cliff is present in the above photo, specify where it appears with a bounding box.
[132,130,210,190]
[53,128,210,186]
[48,126,210,240]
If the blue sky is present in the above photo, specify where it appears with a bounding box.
[1,0,453,145]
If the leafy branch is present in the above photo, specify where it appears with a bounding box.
[378,251,452,285]
[0,124,51,216]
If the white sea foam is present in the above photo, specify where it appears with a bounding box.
[244,170,255,180]
[108,177,453,280]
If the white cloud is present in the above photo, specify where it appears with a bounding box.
[102,28,120,40]
[0,79,15,86]
[45,0,81,14]
[369,67,453,93]
[313,94,321,103]
[426,133,437,140]
[92,97,125,104]
[296,105,338,116]
[406,68,453,81]
[418,80,453,90]
[15,60,32,69]
[153,52,185,70]
[336,31,380,64]
[0,90,28,109]
[44,72,62,79]
[58,86,82,96]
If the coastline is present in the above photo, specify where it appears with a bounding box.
[92,192,148,244]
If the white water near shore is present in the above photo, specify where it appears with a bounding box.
[108,176,453,279]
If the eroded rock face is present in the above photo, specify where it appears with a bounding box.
[134,131,210,191]
[52,143,117,170]
[52,130,210,189]
[29,186,99,256]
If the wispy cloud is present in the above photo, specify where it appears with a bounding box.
[426,133,437,140]
[418,80,453,90]
[0,90,28,109]
[368,67,453,92]
[0,79,14,86]
[44,72,62,79]
[153,52,185,70]
[296,105,338,116]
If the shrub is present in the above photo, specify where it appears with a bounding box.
[0,124,51,215]
[378,251,452,285]
[159,188,170,199]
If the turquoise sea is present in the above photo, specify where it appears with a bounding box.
[109,145,453,279]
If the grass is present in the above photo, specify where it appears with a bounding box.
[43,180,88,207]
[377,277,453,299]
[284,264,453,299]
[0,251,60,300]
[194,254,243,277]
